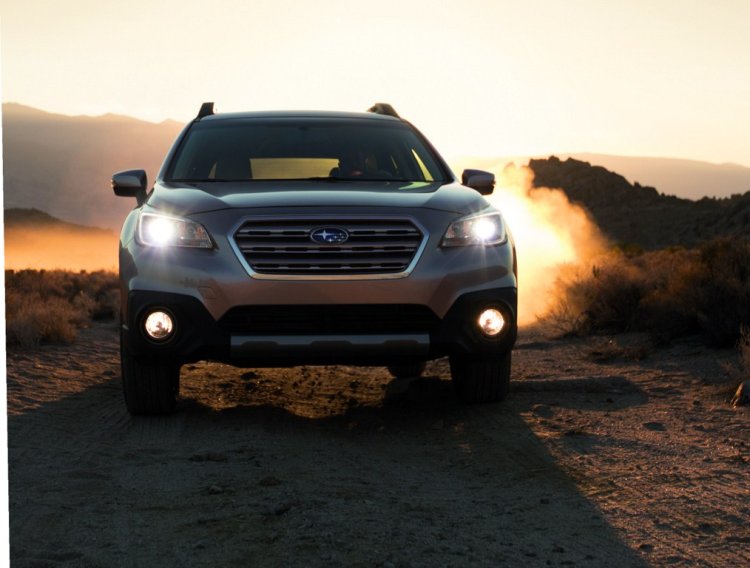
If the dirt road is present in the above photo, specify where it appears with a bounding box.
[7,322,749,567]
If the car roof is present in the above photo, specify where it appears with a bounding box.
[198,110,402,122]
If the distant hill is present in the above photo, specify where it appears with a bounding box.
[4,207,114,233]
[529,156,750,249]
[2,103,183,230]
[560,153,750,200]
[456,154,750,200]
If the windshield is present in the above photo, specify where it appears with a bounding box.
[167,118,448,183]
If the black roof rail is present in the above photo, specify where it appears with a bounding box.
[197,102,215,118]
[367,103,400,118]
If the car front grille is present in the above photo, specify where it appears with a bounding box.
[232,217,425,277]
[218,304,441,335]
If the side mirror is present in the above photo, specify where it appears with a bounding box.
[112,169,148,205]
[462,169,495,195]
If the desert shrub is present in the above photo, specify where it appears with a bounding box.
[5,291,79,347]
[549,238,750,346]
[632,248,702,338]
[5,269,119,348]
[739,326,750,361]
[740,326,750,380]
[584,262,645,331]
[691,239,750,346]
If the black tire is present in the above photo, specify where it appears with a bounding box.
[450,352,511,403]
[387,361,427,379]
[121,343,180,415]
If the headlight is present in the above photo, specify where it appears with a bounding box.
[138,212,213,248]
[441,211,507,247]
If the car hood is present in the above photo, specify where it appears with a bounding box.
[145,180,490,216]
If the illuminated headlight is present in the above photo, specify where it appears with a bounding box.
[441,211,507,247]
[143,310,175,341]
[477,308,506,337]
[138,212,213,248]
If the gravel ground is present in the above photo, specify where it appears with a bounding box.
[7,321,749,567]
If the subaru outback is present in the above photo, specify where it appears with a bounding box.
[113,102,517,415]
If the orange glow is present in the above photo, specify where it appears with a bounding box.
[455,161,607,325]
[4,227,118,272]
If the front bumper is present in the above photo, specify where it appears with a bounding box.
[120,205,518,367]
[122,287,517,367]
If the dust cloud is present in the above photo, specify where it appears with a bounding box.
[483,162,607,325]
[4,227,118,272]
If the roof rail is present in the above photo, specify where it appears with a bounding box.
[367,102,400,118]
[197,102,215,118]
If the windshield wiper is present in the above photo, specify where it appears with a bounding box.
[302,176,345,182]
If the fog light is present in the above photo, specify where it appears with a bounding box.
[144,310,174,341]
[478,308,505,337]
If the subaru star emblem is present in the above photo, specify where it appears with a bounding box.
[310,227,349,244]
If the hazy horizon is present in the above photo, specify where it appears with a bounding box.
[2,1,749,167]
[5,101,750,172]
[4,99,750,240]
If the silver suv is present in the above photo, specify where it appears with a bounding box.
[113,103,517,415]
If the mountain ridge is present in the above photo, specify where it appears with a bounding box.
[558,152,750,200]
[2,102,183,126]
[456,152,750,200]
[528,156,750,249]
[4,207,115,234]
[2,102,184,230]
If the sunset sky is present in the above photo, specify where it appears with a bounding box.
[2,0,749,166]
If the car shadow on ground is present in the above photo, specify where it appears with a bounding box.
[151,366,648,565]
[7,330,649,566]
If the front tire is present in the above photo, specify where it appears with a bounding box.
[121,343,180,415]
[450,352,511,403]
